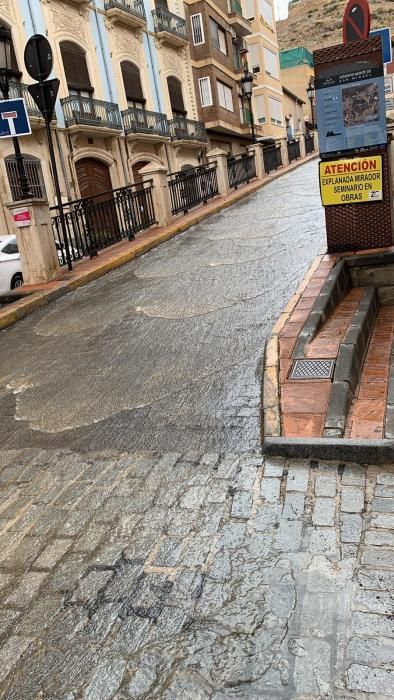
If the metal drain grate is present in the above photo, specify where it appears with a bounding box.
[288,359,335,380]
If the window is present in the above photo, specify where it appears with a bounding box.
[210,18,227,54]
[198,77,213,107]
[60,41,92,93]
[249,44,260,73]
[217,81,233,111]
[191,14,205,45]
[261,0,273,26]
[167,76,186,115]
[5,155,47,202]
[121,61,145,110]
[264,47,279,78]
[2,240,18,255]
[245,0,255,19]
[269,96,282,124]
[255,94,266,123]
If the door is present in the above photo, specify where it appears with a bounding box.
[76,158,119,249]
[132,161,151,230]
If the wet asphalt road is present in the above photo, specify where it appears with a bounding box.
[0,161,325,453]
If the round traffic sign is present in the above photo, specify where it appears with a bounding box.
[343,0,371,43]
[24,34,53,81]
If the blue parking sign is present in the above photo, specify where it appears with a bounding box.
[0,98,31,138]
[370,27,392,64]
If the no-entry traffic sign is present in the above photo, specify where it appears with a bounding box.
[0,98,31,138]
[343,0,371,43]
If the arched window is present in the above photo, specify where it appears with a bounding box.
[121,62,145,110]
[60,41,92,96]
[5,155,46,202]
[167,76,186,116]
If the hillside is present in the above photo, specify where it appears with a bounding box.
[277,0,393,53]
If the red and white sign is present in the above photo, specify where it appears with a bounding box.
[13,207,31,228]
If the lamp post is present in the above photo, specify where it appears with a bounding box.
[241,65,256,143]
[306,77,315,129]
[0,26,31,199]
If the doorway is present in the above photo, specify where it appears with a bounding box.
[75,158,119,246]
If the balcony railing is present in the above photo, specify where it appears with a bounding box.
[104,0,146,21]
[169,116,207,142]
[152,7,188,41]
[7,82,42,119]
[230,0,243,15]
[61,95,122,130]
[122,107,169,137]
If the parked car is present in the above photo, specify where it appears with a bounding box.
[0,235,23,293]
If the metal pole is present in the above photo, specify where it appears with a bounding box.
[248,95,256,143]
[2,82,31,199]
[44,117,72,271]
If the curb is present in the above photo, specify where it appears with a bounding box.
[263,436,394,464]
[0,152,318,333]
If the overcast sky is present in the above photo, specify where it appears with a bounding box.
[275,0,289,20]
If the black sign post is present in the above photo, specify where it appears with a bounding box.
[343,0,371,44]
[24,35,72,271]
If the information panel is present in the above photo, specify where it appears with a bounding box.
[315,54,387,155]
[319,155,383,205]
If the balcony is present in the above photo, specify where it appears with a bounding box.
[8,82,44,125]
[61,95,122,134]
[169,116,207,143]
[104,0,146,29]
[228,0,252,37]
[122,107,170,139]
[152,7,188,48]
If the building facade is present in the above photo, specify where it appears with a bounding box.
[280,46,314,125]
[0,0,208,233]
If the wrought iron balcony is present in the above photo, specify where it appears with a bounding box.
[61,95,122,130]
[152,7,188,47]
[228,0,252,36]
[104,0,146,27]
[7,82,42,119]
[122,107,170,137]
[169,116,207,142]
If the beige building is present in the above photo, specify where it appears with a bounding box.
[0,0,208,234]
[280,46,314,125]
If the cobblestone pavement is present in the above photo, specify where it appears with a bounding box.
[0,161,324,453]
[0,449,393,699]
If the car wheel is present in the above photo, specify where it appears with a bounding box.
[11,273,23,289]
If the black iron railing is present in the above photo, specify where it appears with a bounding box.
[104,0,146,20]
[152,7,188,41]
[227,153,256,189]
[169,116,207,142]
[287,138,301,163]
[7,82,42,118]
[305,133,314,155]
[51,182,155,265]
[168,164,218,215]
[61,95,122,130]
[263,144,282,173]
[122,107,169,137]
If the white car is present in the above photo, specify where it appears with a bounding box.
[0,235,23,293]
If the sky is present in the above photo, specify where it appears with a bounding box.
[275,0,290,20]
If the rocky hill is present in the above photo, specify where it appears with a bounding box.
[277,0,393,53]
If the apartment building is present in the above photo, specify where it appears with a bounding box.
[0,0,207,232]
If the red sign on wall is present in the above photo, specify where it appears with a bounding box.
[13,207,31,228]
[343,0,371,43]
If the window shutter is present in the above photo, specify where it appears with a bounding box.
[249,44,260,73]
[269,96,282,124]
[255,94,265,123]
[60,42,91,91]
[264,47,279,78]
[245,0,255,19]
[191,14,205,45]
[217,81,233,111]
[198,77,212,107]
[121,62,145,102]
[167,77,186,114]
[218,28,227,54]
[261,0,273,26]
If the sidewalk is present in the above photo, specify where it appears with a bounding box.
[0,153,317,332]
[263,242,394,459]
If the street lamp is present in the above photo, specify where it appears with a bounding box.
[241,66,256,143]
[0,26,31,199]
[306,77,315,129]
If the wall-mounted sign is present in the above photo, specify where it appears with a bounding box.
[319,155,382,205]
[13,207,31,228]
[370,27,392,64]
[0,98,31,138]
[315,47,387,155]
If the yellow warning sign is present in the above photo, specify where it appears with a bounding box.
[319,155,383,206]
